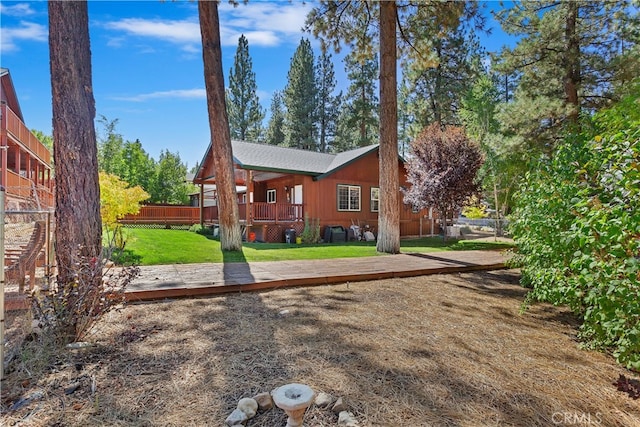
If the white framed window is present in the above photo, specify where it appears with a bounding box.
[266,189,276,203]
[370,187,380,212]
[337,184,361,211]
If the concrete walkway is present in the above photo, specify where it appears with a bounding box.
[125,249,509,303]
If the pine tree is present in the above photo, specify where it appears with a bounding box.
[397,75,413,158]
[315,51,341,152]
[403,30,483,134]
[265,91,286,146]
[227,34,265,142]
[199,0,242,251]
[307,0,471,254]
[49,0,102,294]
[493,1,639,152]
[338,52,379,148]
[284,38,317,150]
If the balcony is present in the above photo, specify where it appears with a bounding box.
[1,103,51,164]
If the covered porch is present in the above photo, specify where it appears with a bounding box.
[195,161,306,225]
[201,201,304,225]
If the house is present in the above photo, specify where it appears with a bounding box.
[0,68,54,210]
[193,140,436,243]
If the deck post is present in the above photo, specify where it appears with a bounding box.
[199,184,204,226]
[1,186,6,380]
[245,170,252,226]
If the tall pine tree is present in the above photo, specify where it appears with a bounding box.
[266,90,286,146]
[284,38,317,150]
[307,1,471,254]
[49,0,102,292]
[227,34,265,141]
[493,1,639,153]
[335,52,379,150]
[403,30,483,134]
[315,51,341,152]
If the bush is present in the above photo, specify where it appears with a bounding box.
[30,248,139,344]
[189,223,217,236]
[510,88,640,369]
[299,215,320,243]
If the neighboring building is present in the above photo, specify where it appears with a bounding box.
[0,68,54,210]
[193,140,435,242]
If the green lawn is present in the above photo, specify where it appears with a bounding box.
[112,227,513,265]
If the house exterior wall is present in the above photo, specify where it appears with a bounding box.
[1,72,54,211]
[253,150,436,240]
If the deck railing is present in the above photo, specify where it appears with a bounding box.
[251,202,303,223]
[123,203,304,225]
[120,205,200,225]
[201,202,303,224]
[1,104,51,164]
[5,170,54,209]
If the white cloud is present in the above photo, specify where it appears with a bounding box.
[222,30,280,47]
[103,18,201,52]
[0,21,47,52]
[112,88,206,102]
[220,2,312,46]
[220,2,312,37]
[101,2,312,52]
[0,3,36,16]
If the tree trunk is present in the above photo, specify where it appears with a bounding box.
[493,178,501,240]
[441,208,448,242]
[49,1,102,286]
[376,1,400,254]
[360,84,367,144]
[198,0,242,251]
[564,1,580,124]
[434,42,443,126]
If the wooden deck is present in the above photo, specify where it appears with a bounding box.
[125,250,509,302]
[4,250,510,310]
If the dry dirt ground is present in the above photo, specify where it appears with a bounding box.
[2,269,639,426]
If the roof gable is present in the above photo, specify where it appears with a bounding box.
[231,140,335,174]
[194,140,382,183]
[0,68,24,121]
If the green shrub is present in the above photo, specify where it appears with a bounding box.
[189,223,204,233]
[189,223,214,236]
[299,215,321,243]
[510,88,640,370]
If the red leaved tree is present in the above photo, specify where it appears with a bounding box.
[403,124,483,239]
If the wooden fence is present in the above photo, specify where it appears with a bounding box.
[119,205,200,226]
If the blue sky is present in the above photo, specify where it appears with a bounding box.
[1,1,513,169]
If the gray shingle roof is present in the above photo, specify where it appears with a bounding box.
[231,140,379,177]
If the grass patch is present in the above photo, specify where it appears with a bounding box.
[115,227,513,265]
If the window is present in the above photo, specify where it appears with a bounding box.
[370,187,380,212]
[337,184,361,211]
[267,189,276,203]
